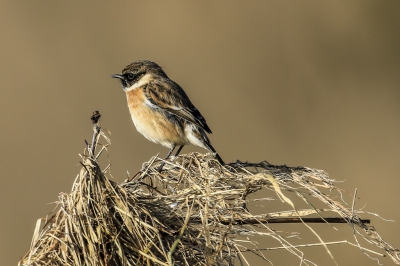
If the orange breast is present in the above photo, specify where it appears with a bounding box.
[125,88,188,148]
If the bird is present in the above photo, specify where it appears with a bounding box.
[111,60,224,171]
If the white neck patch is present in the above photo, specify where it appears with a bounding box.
[124,73,153,92]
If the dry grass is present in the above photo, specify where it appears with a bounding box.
[19,120,400,265]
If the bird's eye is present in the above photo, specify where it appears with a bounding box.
[127,73,135,81]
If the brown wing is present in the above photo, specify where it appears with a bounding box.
[143,78,212,134]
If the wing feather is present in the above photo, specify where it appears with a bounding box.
[143,79,212,134]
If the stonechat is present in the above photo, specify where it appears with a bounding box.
[111,60,224,170]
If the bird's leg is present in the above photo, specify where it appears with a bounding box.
[158,145,176,172]
[173,145,184,157]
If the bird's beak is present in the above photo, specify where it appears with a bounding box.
[111,74,127,89]
[111,74,124,80]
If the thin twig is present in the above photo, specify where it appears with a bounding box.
[240,240,385,257]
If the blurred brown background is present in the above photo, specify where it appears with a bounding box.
[1,1,399,265]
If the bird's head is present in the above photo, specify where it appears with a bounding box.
[111,60,168,91]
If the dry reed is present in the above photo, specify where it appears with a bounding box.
[19,113,400,265]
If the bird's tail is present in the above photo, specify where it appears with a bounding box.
[199,129,225,165]
[206,142,225,165]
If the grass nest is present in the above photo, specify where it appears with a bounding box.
[19,115,400,265]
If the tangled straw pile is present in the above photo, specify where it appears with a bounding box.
[19,119,400,265]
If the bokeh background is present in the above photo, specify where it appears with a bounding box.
[1,1,400,265]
